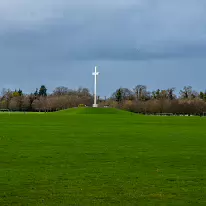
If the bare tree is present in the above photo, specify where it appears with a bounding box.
[121,88,135,100]
[180,86,193,99]
[167,88,176,100]
[1,89,13,109]
[134,85,147,100]
[32,98,46,112]
[9,97,19,111]
[77,87,91,97]
[22,96,30,111]
[53,86,69,96]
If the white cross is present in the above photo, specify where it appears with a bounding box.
[92,66,99,107]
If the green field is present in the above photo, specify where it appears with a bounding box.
[1,108,206,205]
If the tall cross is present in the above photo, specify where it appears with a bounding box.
[92,66,99,107]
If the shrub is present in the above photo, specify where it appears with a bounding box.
[78,104,86,107]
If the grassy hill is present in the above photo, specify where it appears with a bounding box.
[55,107,133,115]
[0,112,206,205]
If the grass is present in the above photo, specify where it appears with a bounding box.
[0,108,206,205]
[56,107,132,114]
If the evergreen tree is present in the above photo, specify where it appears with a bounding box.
[18,89,23,96]
[39,85,47,96]
[199,92,204,99]
[34,88,38,97]
[116,88,122,103]
[156,89,161,99]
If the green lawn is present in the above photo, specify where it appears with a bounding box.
[0,108,206,205]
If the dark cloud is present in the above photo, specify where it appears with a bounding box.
[0,0,206,95]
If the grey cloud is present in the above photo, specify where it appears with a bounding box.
[1,0,206,61]
[1,0,206,96]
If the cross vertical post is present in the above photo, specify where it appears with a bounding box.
[92,66,99,107]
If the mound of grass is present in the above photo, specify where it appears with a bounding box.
[56,107,132,115]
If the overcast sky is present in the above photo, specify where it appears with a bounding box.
[0,0,206,97]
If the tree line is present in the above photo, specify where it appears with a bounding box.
[1,85,206,115]
[0,86,93,112]
[109,86,206,115]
